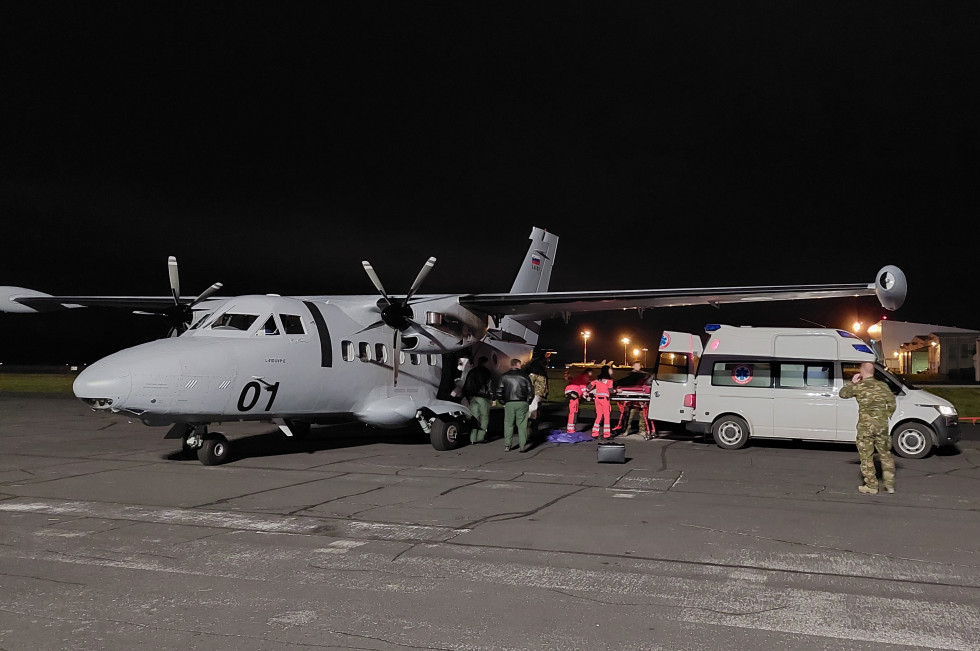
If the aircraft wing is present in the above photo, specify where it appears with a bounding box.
[0,290,225,314]
[459,266,907,316]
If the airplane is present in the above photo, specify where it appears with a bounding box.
[0,227,908,465]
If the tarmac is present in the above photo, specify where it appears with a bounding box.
[1,394,979,650]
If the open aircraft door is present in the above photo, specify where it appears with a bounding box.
[648,331,704,425]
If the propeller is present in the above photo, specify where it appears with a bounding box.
[163,256,223,336]
[361,256,436,385]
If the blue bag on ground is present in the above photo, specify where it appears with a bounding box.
[545,430,594,444]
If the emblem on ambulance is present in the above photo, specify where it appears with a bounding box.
[732,364,753,385]
[660,332,671,349]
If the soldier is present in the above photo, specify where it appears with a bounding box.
[839,362,897,494]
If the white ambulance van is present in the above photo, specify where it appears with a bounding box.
[647,325,960,458]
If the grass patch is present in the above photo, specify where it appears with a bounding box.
[920,387,980,417]
[0,373,76,394]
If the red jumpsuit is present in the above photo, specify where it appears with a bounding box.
[564,372,592,433]
[588,378,614,439]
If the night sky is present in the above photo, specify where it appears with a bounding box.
[2,3,978,366]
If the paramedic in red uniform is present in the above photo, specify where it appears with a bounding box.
[587,365,615,439]
[564,369,593,433]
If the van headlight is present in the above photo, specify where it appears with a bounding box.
[930,404,957,416]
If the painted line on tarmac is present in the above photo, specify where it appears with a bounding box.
[0,497,469,542]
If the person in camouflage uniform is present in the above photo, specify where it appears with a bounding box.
[839,362,897,494]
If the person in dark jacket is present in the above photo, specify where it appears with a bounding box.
[463,356,494,444]
[496,358,534,452]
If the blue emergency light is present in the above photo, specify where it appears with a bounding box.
[704,324,721,332]
[852,344,874,354]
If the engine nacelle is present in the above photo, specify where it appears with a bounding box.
[875,265,907,311]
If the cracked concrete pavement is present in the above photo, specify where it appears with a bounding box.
[1,395,979,650]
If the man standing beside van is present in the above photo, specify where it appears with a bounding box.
[839,362,897,494]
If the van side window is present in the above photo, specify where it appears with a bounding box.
[777,363,832,388]
[712,362,771,388]
[806,364,832,387]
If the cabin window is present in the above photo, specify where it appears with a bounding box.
[342,340,355,362]
[358,342,371,362]
[210,313,259,331]
[399,351,406,365]
[258,316,280,336]
[279,314,305,335]
[375,343,387,363]
[428,354,438,366]
[410,353,421,365]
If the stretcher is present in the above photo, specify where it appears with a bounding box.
[610,385,654,437]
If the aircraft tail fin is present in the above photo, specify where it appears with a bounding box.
[499,227,559,347]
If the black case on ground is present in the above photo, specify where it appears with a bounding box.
[597,442,626,463]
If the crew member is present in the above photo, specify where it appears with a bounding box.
[463,356,494,444]
[839,362,897,494]
[613,362,651,437]
[497,358,534,452]
[587,365,615,439]
[564,369,593,433]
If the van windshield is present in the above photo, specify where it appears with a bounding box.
[842,362,904,394]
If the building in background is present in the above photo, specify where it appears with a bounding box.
[866,320,979,380]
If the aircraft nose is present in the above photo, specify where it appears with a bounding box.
[73,360,132,410]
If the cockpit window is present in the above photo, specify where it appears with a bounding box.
[189,313,213,330]
[280,314,305,335]
[210,313,259,331]
[259,316,280,336]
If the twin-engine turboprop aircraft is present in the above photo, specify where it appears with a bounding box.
[0,227,908,465]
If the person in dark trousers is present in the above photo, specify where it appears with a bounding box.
[463,356,494,444]
[496,358,534,452]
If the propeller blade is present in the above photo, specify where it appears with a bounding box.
[405,319,449,351]
[193,282,223,305]
[361,261,391,302]
[168,256,180,305]
[352,320,386,336]
[405,257,436,303]
[393,329,402,387]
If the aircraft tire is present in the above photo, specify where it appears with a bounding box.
[712,414,750,450]
[892,422,933,459]
[430,418,461,451]
[197,433,230,465]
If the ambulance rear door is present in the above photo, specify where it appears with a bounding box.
[648,331,704,424]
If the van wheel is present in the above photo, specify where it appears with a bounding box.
[712,415,750,450]
[892,423,933,459]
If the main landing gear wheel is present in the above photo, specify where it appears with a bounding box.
[892,423,933,459]
[197,433,230,465]
[429,418,461,451]
[712,414,750,450]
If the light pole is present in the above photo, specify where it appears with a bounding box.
[642,348,648,366]
[581,330,591,364]
[621,336,630,366]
